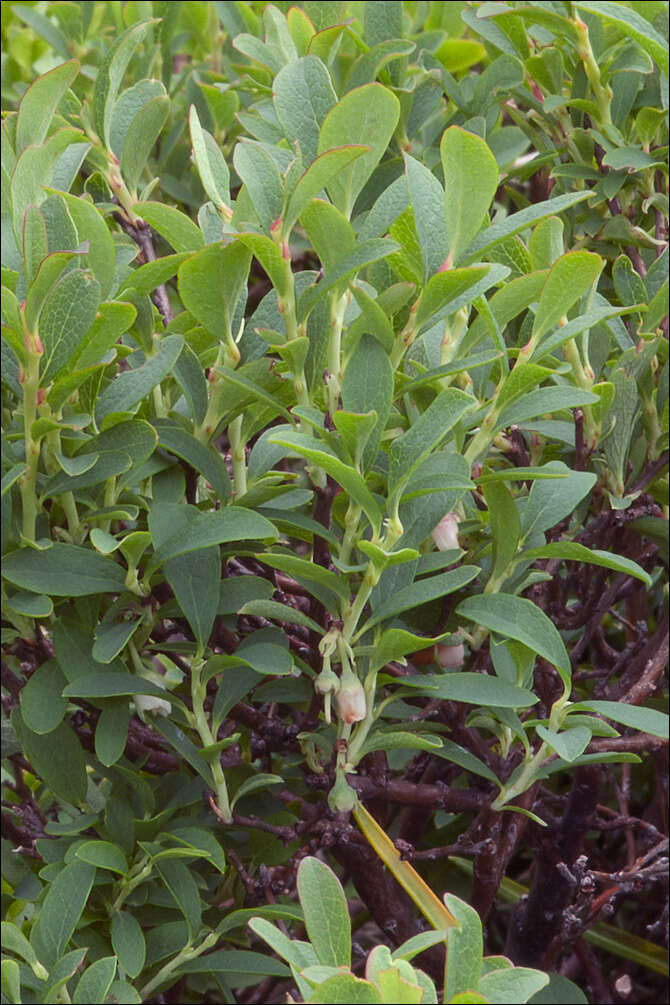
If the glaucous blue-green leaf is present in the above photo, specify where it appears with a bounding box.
[360,566,480,636]
[456,594,570,679]
[239,599,324,637]
[39,269,101,385]
[95,334,184,426]
[93,20,158,148]
[318,83,400,217]
[483,478,520,586]
[444,894,483,1002]
[463,191,592,264]
[111,912,146,980]
[267,429,382,532]
[149,503,277,568]
[233,141,284,234]
[529,216,564,272]
[3,543,126,596]
[12,711,87,805]
[404,152,448,280]
[189,105,230,212]
[575,1,668,75]
[22,204,48,286]
[95,699,130,767]
[530,251,603,344]
[72,957,117,1005]
[478,967,549,1004]
[75,840,127,874]
[520,462,596,542]
[54,190,116,299]
[536,725,591,762]
[154,420,230,502]
[12,3,70,59]
[579,701,668,740]
[441,126,499,266]
[389,388,474,491]
[30,859,95,965]
[179,241,251,340]
[285,145,368,233]
[155,859,202,940]
[297,238,399,321]
[134,201,204,253]
[519,542,651,585]
[120,95,170,192]
[16,60,79,154]
[274,56,337,165]
[342,335,393,472]
[298,857,351,968]
[19,659,67,734]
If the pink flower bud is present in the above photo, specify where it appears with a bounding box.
[335,678,366,724]
[431,512,460,551]
[435,643,465,669]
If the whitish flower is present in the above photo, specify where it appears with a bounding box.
[435,642,465,668]
[134,693,172,720]
[335,677,366,724]
[431,511,460,551]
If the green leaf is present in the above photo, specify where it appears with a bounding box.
[360,566,480,636]
[348,285,394,353]
[95,334,184,425]
[478,967,549,1004]
[152,717,214,787]
[301,199,356,273]
[409,672,538,709]
[149,503,277,569]
[267,430,382,533]
[234,141,284,234]
[121,96,169,192]
[179,241,251,340]
[389,388,474,492]
[54,191,116,300]
[444,894,483,1002]
[456,594,570,680]
[579,701,668,740]
[520,463,596,542]
[531,252,603,344]
[483,478,520,587]
[441,126,499,267]
[3,543,126,596]
[285,145,368,233]
[528,217,564,272]
[167,826,226,875]
[22,204,48,287]
[239,599,325,637]
[16,60,79,154]
[149,501,220,648]
[519,542,651,585]
[178,949,290,977]
[307,975,382,1003]
[119,253,192,297]
[342,334,393,472]
[434,739,501,785]
[73,956,117,1005]
[72,301,137,370]
[155,859,202,940]
[259,552,349,599]
[93,618,142,663]
[528,974,588,1004]
[41,948,88,1003]
[12,4,70,58]
[404,153,448,279]
[189,105,230,212]
[317,83,400,217]
[298,857,351,968]
[39,269,101,385]
[75,840,127,874]
[574,1,669,76]
[93,20,158,148]
[464,192,593,264]
[416,266,498,334]
[496,387,599,429]
[154,420,230,502]
[95,699,129,767]
[19,659,67,734]
[274,55,337,165]
[536,725,591,762]
[62,674,172,699]
[30,859,95,966]
[134,201,205,253]
[298,238,399,322]
[231,772,284,810]
[248,917,318,971]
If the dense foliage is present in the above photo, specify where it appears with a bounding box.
[1,2,668,1003]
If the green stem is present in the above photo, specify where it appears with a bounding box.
[492,742,549,811]
[20,347,42,543]
[339,502,362,567]
[191,654,232,823]
[326,291,348,417]
[575,17,613,127]
[229,415,247,498]
[139,931,219,1000]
